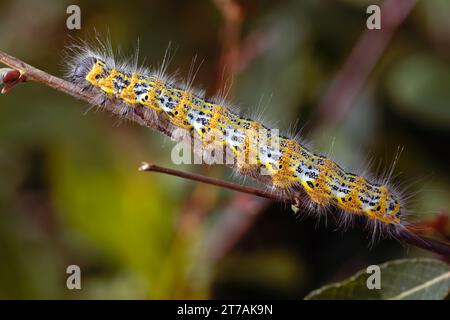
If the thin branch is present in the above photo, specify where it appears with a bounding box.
[1,49,450,258]
[0,50,174,137]
[139,162,450,258]
[139,162,288,202]
[397,231,450,258]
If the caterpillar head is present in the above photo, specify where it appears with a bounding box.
[73,57,106,85]
[375,186,402,225]
[385,195,401,225]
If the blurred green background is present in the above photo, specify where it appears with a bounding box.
[0,0,449,299]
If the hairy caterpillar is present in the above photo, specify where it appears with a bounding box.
[65,39,408,239]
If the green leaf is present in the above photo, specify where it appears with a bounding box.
[304,258,450,300]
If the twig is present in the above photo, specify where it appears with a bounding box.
[139,162,288,202]
[0,50,174,137]
[1,49,450,258]
[397,230,450,258]
[139,162,450,258]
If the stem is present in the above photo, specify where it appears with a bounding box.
[397,229,450,258]
[140,162,450,258]
[0,50,173,136]
[139,162,288,202]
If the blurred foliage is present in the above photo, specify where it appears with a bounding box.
[0,0,449,299]
[387,53,450,128]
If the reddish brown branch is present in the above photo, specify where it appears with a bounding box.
[139,162,288,202]
[0,50,173,136]
[139,162,450,258]
[397,230,450,258]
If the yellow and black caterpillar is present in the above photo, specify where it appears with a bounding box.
[66,41,406,237]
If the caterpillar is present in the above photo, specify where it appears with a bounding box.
[65,39,408,239]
